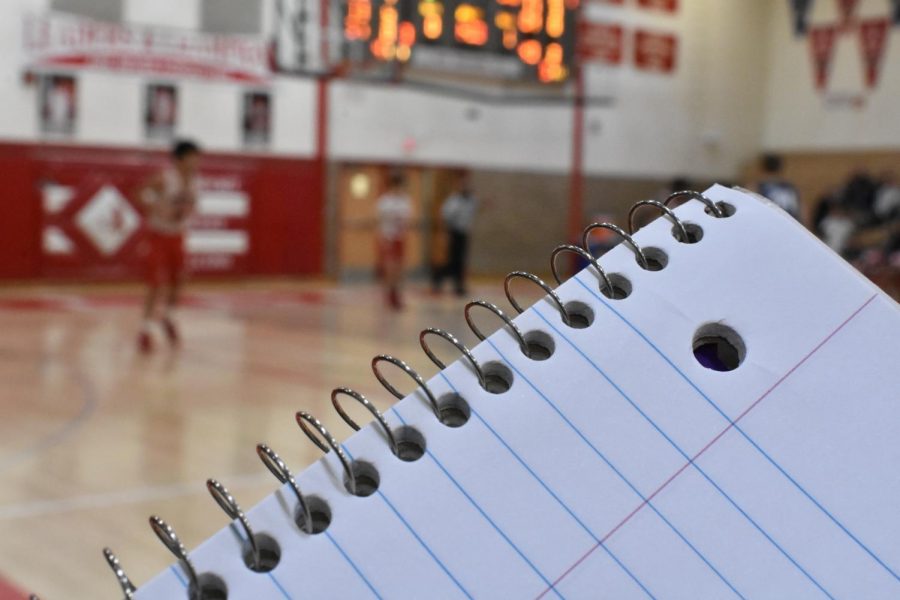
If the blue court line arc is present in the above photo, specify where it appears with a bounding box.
[324,530,384,599]
[342,446,474,599]
[437,371,725,599]
[574,277,900,584]
[489,324,834,600]
[392,410,566,600]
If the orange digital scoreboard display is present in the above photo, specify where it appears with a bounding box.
[342,0,578,82]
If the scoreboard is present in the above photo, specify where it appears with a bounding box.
[340,0,579,83]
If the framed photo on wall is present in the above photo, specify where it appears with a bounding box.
[144,83,178,141]
[39,74,77,136]
[242,90,271,148]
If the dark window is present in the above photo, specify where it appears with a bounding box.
[201,0,263,34]
[51,0,122,21]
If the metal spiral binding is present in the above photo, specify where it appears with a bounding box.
[148,516,199,592]
[103,547,137,599]
[106,191,723,597]
[583,222,649,269]
[372,354,442,420]
[664,189,724,217]
[420,327,486,387]
[256,443,315,534]
[464,300,528,355]
[296,410,358,494]
[205,479,264,571]
[550,244,613,292]
[504,271,571,323]
[332,387,399,454]
[628,199,689,241]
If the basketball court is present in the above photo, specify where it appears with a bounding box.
[0,280,520,597]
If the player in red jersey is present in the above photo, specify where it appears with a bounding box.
[136,140,200,353]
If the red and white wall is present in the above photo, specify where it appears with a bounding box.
[762,0,900,150]
[2,0,898,280]
[0,144,323,280]
[0,0,323,281]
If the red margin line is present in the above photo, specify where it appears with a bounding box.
[535,293,878,599]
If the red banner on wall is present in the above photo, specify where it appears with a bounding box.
[809,25,838,90]
[578,22,624,64]
[634,30,678,73]
[858,18,890,88]
[637,0,678,12]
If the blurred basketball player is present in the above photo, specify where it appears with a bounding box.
[376,172,412,310]
[136,140,201,353]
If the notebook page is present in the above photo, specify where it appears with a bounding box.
[135,186,900,599]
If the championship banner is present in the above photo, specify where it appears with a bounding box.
[858,18,890,88]
[836,0,859,25]
[633,29,678,74]
[789,0,815,35]
[578,22,624,64]
[23,12,269,83]
[809,25,837,89]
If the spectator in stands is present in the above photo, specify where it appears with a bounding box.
[841,169,879,225]
[819,200,855,257]
[812,188,841,237]
[432,173,479,296]
[874,171,900,223]
[757,154,801,220]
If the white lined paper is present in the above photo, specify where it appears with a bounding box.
[135,187,900,599]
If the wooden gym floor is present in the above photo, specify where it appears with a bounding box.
[0,280,513,599]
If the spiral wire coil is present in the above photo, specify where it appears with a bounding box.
[104,192,727,597]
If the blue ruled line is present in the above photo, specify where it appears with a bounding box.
[573,277,900,585]
[342,446,474,599]
[267,573,292,599]
[529,309,834,599]
[324,531,384,599]
[392,409,566,599]
[169,564,188,588]
[436,369,740,599]
[435,372,667,599]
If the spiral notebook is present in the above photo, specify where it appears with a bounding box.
[123,185,900,599]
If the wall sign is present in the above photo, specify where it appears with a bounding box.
[242,91,272,148]
[578,22,623,64]
[634,29,677,74]
[39,73,76,136]
[24,12,269,83]
[144,83,177,142]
